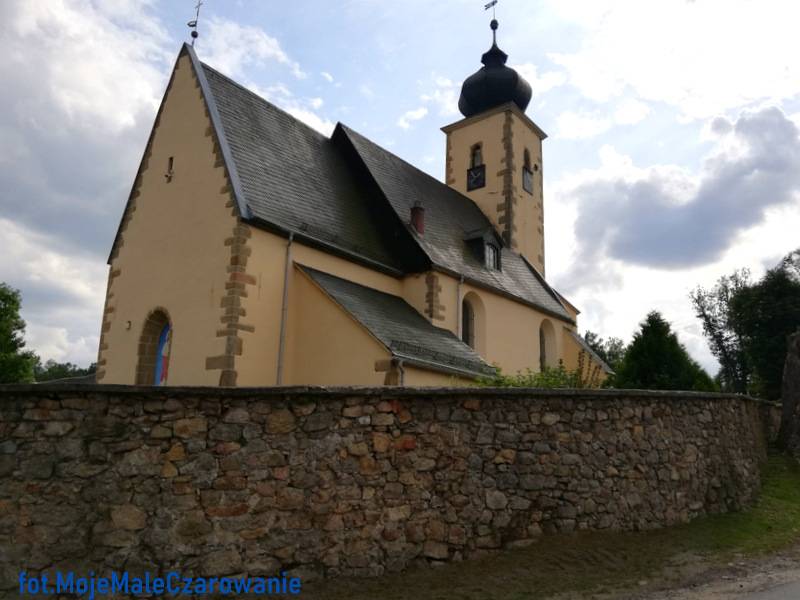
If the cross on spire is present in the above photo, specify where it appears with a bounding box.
[187,0,203,46]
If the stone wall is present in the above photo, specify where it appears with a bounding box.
[0,385,771,587]
[781,330,800,453]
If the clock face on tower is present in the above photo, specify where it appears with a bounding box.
[467,164,486,191]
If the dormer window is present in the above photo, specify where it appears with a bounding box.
[485,243,500,270]
[467,143,486,191]
[522,149,533,194]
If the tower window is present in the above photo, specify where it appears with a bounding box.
[485,243,500,270]
[470,144,483,168]
[522,149,533,194]
[165,156,175,183]
[467,143,486,191]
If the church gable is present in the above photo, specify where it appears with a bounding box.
[97,46,255,386]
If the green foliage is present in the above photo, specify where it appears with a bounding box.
[729,259,800,400]
[583,331,626,370]
[478,362,583,388]
[33,359,96,383]
[690,269,752,393]
[614,311,716,391]
[583,330,626,382]
[0,283,36,384]
[691,248,800,399]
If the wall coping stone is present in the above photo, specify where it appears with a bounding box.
[0,383,777,405]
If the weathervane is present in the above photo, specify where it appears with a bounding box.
[187,0,203,46]
[484,0,499,42]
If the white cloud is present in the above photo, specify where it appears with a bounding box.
[320,71,334,83]
[548,108,800,372]
[0,218,105,365]
[555,111,612,139]
[512,63,567,95]
[5,0,170,136]
[556,99,651,139]
[397,106,428,130]
[545,0,800,120]
[420,75,459,117]
[613,98,650,125]
[203,15,306,80]
[359,84,375,99]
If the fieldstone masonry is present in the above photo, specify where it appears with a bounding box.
[0,385,773,587]
[781,330,800,454]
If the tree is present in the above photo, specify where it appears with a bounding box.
[729,261,800,400]
[691,249,800,400]
[0,283,36,383]
[614,311,716,391]
[690,269,752,393]
[33,359,97,383]
[583,331,626,371]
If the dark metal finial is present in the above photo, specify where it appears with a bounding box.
[490,18,498,44]
[188,0,203,47]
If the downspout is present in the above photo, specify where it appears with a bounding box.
[456,275,464,339]
[276,232,294,385]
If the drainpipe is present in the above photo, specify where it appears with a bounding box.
[276,232,294,385]
[456,275,464,339]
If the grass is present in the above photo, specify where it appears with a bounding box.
[300,454,800,600]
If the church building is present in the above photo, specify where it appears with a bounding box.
[96,21,610,387]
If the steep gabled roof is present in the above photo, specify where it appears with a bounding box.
[112,44,572,324]
[200,62,410,274]
[337,125,571,321]
[300,266,495,379]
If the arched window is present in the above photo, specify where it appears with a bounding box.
[462,299,475,348]
[470,144,483,168]
[539,326,547,371]
[539,318,556,371]
[522,148,533,194]
[135,309,172,385]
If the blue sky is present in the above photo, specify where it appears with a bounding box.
[1,0,799,373]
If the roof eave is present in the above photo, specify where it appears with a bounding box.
[441,101,548,140]
[430,263,575,325]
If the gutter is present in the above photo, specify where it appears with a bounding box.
[276,233,294,384]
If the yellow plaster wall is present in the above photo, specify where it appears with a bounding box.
[444,107,546,275]
[425,271,569,376]
[508,112,546,273]
[235,228,403,385]
[403,365,471,387]
[284,267,389,386]
[99,53,234,386]
[445,111,506,234]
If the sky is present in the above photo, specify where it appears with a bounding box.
[1,0,799,374]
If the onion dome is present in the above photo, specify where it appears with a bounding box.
[458,19,532,118]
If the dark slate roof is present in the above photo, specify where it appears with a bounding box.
[300,266,495,378]
[338,125,571,320]
[201,64,404,273]
[191,46,570,322]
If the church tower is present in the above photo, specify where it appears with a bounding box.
[442,19,548,275]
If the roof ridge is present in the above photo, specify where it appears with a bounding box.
[199,60,333,143]
[338,123,467,201]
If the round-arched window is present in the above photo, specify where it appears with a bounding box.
[135,309,172,385]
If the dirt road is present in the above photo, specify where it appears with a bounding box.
[624,548,800,600]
